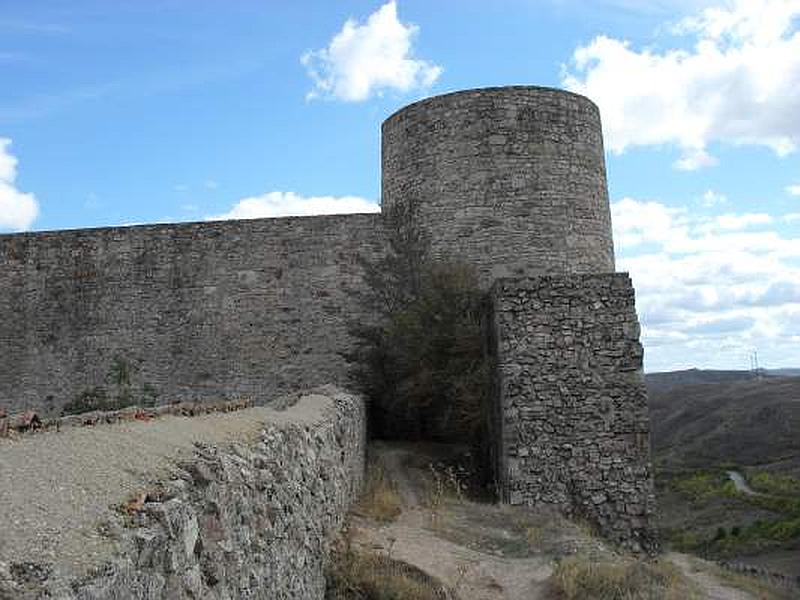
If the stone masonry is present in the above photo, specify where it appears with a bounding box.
[0,215,384,415]
[0,86,658,551]
[382,86,614,286]
[0,387,366,599]
[0,87,616,415]
[490,274,657,552]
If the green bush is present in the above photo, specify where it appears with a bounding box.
[61,356,159,415]
[61,386,111,415]
[672,471,727,505]
[346,199,489,444]
[748,471,800,496]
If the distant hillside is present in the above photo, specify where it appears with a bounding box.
[645,368,800,395]
[768,368,800,377]
[645,369,756,395]
[646,373,800,470]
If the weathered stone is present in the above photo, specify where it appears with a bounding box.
[490,274,658,553]
[17,388,367,600]
[1,86,615,419]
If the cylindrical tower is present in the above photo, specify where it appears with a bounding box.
[381,86,614,285]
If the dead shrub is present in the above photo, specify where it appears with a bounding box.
[549,555,700,600]
[356,462,402,523]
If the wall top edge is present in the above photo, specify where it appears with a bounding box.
[382,85,600,125]
[490,272,631,293]
[0,212,383,241]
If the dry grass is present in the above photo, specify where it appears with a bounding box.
[326,539,449,600]
[421,461,468,531]
[356,461,403,523]
[548,555,702,600]
[691,558,797,600]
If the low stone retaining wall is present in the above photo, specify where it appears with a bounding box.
[0,386,365,599]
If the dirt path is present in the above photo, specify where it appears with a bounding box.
[0,393,332,582]
[353,443,559,599]
[356,442,767,600]
[668,553,757,600]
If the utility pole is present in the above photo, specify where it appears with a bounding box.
[750,349,762,379]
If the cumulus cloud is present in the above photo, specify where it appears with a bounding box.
[562,0,800,169]
[0,138,38,231]
[787,183,800,196]
[208,191,379,221]
[301,1,442,102]
[611,196,800,370]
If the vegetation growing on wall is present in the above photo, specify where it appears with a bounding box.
[346,199,489,445]
[61,356,159,415]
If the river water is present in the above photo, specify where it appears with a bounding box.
[726,470,759,495]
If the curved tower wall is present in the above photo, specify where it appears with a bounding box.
[381,86,615,284]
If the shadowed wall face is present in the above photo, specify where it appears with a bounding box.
[491,274,657,552]
[0,215,384,415]
[382,87,615,287]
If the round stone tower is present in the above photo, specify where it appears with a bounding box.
[381,86,615,285]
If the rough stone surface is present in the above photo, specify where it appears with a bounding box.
[0,386,366,600]
[382,86,615,287]
[0,85,657,559]
[490,274,658,552]
[0,215,384,415]
[0,86,616,418]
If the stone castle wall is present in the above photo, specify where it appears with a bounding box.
[382,86,614,286]
[0,387,366,599]
[0,215,383,415]
[0,85,657,551]
[490,274,657,552]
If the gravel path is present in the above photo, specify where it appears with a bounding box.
[0,394,332,580]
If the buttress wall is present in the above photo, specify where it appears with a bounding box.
[490,274,658,552]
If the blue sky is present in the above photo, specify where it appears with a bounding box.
[1,0,798,372]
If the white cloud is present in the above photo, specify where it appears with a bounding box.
[712,212,772,230]
[611,197,688,249]
[0,138,38,231]
[675,148,718,171]
[700,189,727,206]
[612,196,800,370]
[787,183,800,196]
[562,0,800,168]
[208,191,379,221]
[301,1,442,102]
